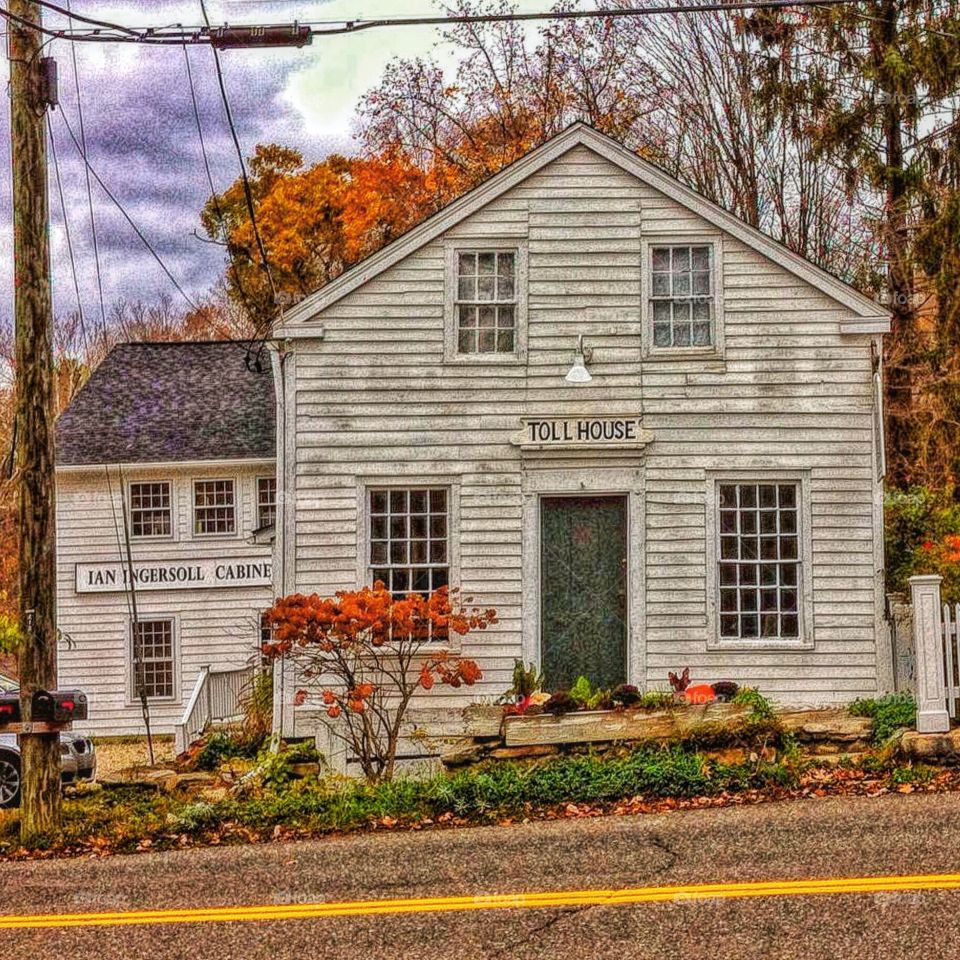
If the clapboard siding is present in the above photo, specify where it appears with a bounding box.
[284,140,886,729]
[56,463,275,735]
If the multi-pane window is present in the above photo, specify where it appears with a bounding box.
[651,245,714,349]
[259,612,273,647]
[257,477,277,529]
[455,250,517,354]
[129,482,172,539]
[718,483,800,641]
[193,479,236,536]
[132,618,175,700]
[369,488,449,597]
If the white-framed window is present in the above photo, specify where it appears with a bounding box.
[455,250,517,355]
[445,243,526,362]
[368,487,450,598]
[257,476,277,529]
[706,474,812,649]
[131,618,176,701]
[193,479,236,536]
[128,481,173,539]
[259,611,273,647]
[644,239,723,356]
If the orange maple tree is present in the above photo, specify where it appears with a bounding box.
[263,583,496,781]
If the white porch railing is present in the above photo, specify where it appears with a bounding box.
[174,664,257,754]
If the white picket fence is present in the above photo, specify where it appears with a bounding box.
[174,664,258,754]
[943,603,960,720]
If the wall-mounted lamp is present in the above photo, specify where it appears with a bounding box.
[565,334,593,384]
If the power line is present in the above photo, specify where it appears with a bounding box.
[0,1,874,47]
[32,0,138,35]
[65,0,108,346]
[181,39,262,326]
[46,115,90,357]
[198,0,280,365]
[57,110,199,311]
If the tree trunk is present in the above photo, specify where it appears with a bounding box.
[879,0,916,488]
[9,0,62,839]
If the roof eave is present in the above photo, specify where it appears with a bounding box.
[56,455,276,473]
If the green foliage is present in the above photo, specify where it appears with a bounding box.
[568,675,607,710]
[193,730,261,771]
[245,737,322,789]
[849,693,917,743]
[0,616,22,656]
[731,687,775,721]
[636,690,676,711]
[504,660,544,700]
[8,744,949,856]
[434,747,793,815]
[884,486,960,603]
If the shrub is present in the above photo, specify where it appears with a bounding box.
[731,687,775,721]
[194,731,259,771]
[849,693,917,743]
[885,485,960,603]
[434,746,797,816]
[263,585,496,782]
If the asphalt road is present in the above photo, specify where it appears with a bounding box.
[3,793,960,958]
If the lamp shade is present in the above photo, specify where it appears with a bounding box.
[565,355,592,383]
[565,334,592,384]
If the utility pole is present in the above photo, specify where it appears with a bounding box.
[8,0,62,838]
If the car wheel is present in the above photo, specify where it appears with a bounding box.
[0,752,20,809]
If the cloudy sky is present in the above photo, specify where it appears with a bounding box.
[0,0,541,328]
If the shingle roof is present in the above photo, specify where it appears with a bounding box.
[56,341,276,466]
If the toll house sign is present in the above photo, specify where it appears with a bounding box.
[511,415,652,451]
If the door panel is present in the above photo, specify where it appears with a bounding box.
[540,495,628,690]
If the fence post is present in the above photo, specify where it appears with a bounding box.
[909,575,951,733]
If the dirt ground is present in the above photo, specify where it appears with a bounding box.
[92,736,176,780]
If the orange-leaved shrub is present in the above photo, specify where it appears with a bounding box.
[263,584,496,781]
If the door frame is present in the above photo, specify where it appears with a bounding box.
[520,464,645,687]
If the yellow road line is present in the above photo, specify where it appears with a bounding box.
[2,873,960,930]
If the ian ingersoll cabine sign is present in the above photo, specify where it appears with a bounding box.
[75,559,272,594]
[511,415,653,450]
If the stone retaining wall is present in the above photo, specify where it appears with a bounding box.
[442,704,875,768]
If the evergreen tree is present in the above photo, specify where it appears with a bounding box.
[748,0,960,486]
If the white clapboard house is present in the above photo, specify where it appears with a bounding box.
[55,342,277,735]
[55,123,892,740]
[270,122,892,737]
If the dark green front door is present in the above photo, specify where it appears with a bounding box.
[540,495,628,691]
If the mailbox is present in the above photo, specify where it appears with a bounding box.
[0,693,19,725]
[31,689,88,723]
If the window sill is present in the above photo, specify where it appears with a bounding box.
[645,347,723,362]
[443,353,526,366]
[705,637,814,652]
[126,697,180,708]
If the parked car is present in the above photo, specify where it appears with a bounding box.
[0,674,96,809]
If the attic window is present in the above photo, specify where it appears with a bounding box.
[650,245,715,349]
[455,250,517,354]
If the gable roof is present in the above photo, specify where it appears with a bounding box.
[276,122,889,337]
[56,341,276,467]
